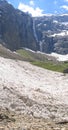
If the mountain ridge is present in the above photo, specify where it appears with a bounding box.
[0,0,68,54]
[34,15,68,54]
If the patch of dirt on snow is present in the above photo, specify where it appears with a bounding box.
[0,108,68,130]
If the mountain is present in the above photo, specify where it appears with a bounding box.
[34,15,68,54]
[0,0,68,54]
[0,0,38,51]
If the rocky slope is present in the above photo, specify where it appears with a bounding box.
[34,15,68,54]
[0,56,68,129]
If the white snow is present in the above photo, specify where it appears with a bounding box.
[50,53,68,61]
[44,24,47,26]
[53,20,58,23]
[0,56,68,120]
[23,47,36,53]
[61,22,68,25]
[37,51,68,61]
[51,31,68,37]
[37,23,42,27]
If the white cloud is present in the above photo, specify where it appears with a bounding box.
[29,0,34,6]
[61,5,68,10]
[18,2,45,17]
[64,0,68,2]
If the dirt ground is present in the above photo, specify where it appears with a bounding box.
[0,108,68,130]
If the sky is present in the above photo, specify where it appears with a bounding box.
[7,0,68,17]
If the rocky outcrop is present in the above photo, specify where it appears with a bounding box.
[0,0,37,51]
[34,15,68,54]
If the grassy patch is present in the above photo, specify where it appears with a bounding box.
[16,49,51,62]
[16,49,35,61]
[1,46,68,73]
[16,49,68,73]
[31,61,68,73]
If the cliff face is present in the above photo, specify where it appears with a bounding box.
[0,0,68,54]
[0,0,37,51]
[34,15,68,54]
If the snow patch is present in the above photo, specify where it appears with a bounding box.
[0,57,68,120]
[37,51,68,61]
[50,53,68,61]
[61,22,68,25]
[23,47,36,53]
[51,31,68,37]
[53,20,58,23]
[37,23,42,27]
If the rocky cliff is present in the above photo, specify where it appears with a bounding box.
[34,15,68,54]
[0,0,38,51]
[0,0,68,54]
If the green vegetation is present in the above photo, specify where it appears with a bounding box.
[16,49,48,62]
[31,61,68,73]
[17,49,68,73]
[16,49,35,61]
[0,46,68,73]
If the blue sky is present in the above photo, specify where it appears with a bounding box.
[7,0,68,16]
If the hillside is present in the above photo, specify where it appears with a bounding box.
[0,56,68,129]
[0,44,68,73]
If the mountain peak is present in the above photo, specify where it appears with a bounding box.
[0,0,8,6]
[0,0,7,2]
[0,0,7,3]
